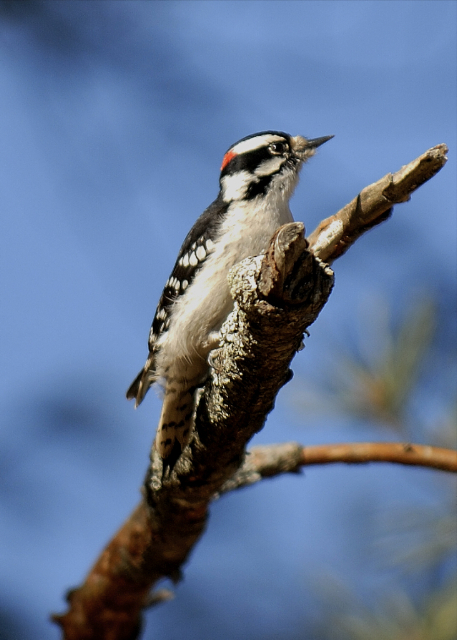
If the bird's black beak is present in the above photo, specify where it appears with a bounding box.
[290,134,334,159]
[305,135,334,149]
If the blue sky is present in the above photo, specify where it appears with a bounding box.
[0,2,455,638]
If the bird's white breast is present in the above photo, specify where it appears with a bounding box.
[156,168,299,376]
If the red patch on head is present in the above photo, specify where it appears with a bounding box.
[221,150,236,171]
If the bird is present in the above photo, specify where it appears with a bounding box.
[127,130,333,473]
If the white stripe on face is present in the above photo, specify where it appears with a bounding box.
[220,170,252,201]
[254,156,285,177]
[230,134,286,156]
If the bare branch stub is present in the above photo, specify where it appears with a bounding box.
[307,143,448,263]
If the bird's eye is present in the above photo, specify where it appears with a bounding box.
[269,142,288,155]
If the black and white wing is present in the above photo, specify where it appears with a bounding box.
[126,196,228,404]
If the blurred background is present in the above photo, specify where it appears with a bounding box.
[0,2,455,638]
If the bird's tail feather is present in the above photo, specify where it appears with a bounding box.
[126,355,157,407]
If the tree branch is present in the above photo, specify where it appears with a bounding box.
[307,143,448,262]
[53,144,449,640]
[220,441,457,494]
